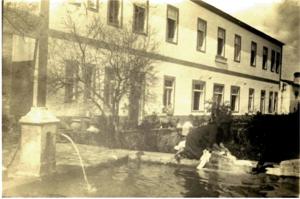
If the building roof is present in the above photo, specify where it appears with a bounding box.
[191,0,285,46]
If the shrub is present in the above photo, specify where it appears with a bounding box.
[139,112,161,130]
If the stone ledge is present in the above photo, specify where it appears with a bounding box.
[266,159,300,178]
[19,107,60,124]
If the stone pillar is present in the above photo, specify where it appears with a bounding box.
[17,107,59,177]
[14,0,57,178]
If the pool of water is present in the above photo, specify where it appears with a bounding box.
[4,161,299,197]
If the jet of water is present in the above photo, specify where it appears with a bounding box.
[59,133,97,193]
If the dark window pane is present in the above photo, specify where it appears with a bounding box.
[167,18,175,39]
[134,6,145,32]
[109,0,120,24]
[164,79,173,87]
[214,85,223,93]
[217,38,223,56]
[194,83,203,90]
[271,50,275,71]
[198,31,204,48]
[231,95,236,111]
[193,92,200,110]
[276,52,280,73]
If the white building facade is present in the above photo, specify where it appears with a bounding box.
[3,0,285,121]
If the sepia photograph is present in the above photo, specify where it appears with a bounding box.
[2,0,300,197]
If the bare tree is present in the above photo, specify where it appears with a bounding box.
[48,4,159,146]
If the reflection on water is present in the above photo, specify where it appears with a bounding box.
[4,161,299,197]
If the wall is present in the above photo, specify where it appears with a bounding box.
[45,0,282,118]
[145,60,280,116]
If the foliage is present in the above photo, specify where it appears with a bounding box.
[205,101,233,125]
[48,5,159,146]
[225,110,300,162]
[138,112,161,130]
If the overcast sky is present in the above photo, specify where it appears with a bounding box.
[203,0,300,81]
[203,0,282,14]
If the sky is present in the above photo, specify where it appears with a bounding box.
[202,0,282,14]
[203,0,300,81]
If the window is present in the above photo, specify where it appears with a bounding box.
[262,46,268,70]
[250,41,257,66]
[248,88,255,113]
[192,81,205,111]
[87,0,99,11]
[64,60,79,103]
[276,52,281,73]
[234,34,241,62]
[166,5,178,43]
[163,77,175,112]
[83,64,95,101]
[271,50,275,72]
[213,84,224,106]
[268,91,273,113]
[104,67,114,106]
[230,86,240,112]
[133,3,148,34]
[197,18,206,52]
[217,28,225,57]
[274,92,278,113]
[260,90,266,113]
[108,0,122,26]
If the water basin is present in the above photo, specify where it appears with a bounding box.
[3,161,299,197]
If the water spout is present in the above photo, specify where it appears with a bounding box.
[59,133,96,193]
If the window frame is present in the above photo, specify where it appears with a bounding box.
[260,90,266,114]
[163,76,176,113]
[274,91,278,113]
[191,80,206,112]
[268,91,274,113]
[83,63,96,101]
[262,46,268,70]
[213,83,225,106]
[216,27,226,58]
[166,4,179,44]
[248,88,255,113]
[107,0,123,27]
[275,52,281,74]
[250,41,257,67]
[230,86,240,113]
[104,67,114,106]
[64,60,79,103]
[271,50,276,72]
[87,0,99,12]
[132,2,149,35]
[234,34,241,62]
[196,18,207,53]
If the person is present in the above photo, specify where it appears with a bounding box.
[175,116,230,162]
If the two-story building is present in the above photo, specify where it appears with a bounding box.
[3,0,285,124]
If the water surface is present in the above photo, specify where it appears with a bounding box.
[4,161,299,197]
